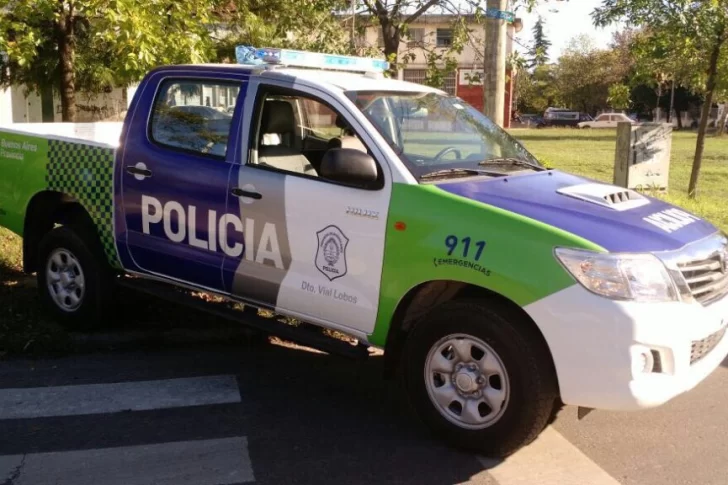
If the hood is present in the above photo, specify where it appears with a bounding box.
[435,170,719,253]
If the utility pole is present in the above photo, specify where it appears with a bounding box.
[483,0,508,126]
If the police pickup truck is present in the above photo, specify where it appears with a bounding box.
[1,46,727,457]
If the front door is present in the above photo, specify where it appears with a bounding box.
[222,81,392,335]
[120,76,245,292]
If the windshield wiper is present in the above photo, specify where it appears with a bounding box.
[478,157,546,171]
[419,168,506,180]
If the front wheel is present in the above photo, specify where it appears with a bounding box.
[402,299,557,458]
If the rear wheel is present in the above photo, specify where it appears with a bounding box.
[37,225,114,330]
[402,299,557,458]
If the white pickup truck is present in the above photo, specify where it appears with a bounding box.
[1,46,726,457]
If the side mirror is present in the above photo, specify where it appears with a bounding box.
[319,148,379,187]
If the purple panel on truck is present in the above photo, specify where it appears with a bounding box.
[113,65,251,292]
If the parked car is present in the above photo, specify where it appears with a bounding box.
[578,112,636,129]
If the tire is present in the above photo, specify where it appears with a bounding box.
[37,225,114,330]
[402,299,557,458]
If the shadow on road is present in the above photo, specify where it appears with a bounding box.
[0,342,501,485]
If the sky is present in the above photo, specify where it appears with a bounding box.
[512,0,624,60]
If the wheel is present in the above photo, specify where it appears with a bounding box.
[402,299,557,458]
[37,225,114,330]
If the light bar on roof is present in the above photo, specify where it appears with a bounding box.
[235,45,389,73]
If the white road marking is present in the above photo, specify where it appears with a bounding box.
[0,437,254,485]
[0,375,241,419]
[479,427,623,485]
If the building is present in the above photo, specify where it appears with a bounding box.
[350,14,523,127]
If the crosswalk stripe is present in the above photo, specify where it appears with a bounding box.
[0,375,241,420]
[479,427,623,485]
[0,437,254,485]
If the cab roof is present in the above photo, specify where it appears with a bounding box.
[163,63,445,95]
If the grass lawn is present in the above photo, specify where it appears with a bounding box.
[0,127,726,355]
[508,128,728,233]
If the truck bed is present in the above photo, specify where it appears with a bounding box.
[0,122,123,148]
[0,122,119,237]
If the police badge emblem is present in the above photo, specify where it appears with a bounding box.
[315,225,349,281]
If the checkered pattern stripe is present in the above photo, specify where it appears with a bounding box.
[46,140,121,268]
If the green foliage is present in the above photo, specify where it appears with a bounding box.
[0,0,351,117]
[528,16,551,67]
[516,64,561,113]
[607,83,631,110]
[556,34,632,114]
[212,0,352,63]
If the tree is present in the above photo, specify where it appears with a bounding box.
[556,34,631,115]
[0,0,259,122]
[593,0,728,199]
[608,83,631,111]
[516,63,560,113]
[211,0,352,63]
[0,1,91,121]
[357,0,443,75]
[528,16,551,67]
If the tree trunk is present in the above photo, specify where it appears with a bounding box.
[668,79,675,123]
[56,1,76,122]
[688,28,725,199]
[379,17,400,78]
[676,110,683,130]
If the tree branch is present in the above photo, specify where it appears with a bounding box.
[404,0,441,25]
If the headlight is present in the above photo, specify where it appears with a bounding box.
[554,248,679,302]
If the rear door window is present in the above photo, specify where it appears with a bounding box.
[150,79,240,158]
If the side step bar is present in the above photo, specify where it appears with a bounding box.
[116,276,370,360]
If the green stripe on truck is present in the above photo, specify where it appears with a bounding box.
[368,183,605,347]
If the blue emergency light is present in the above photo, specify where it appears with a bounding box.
[235,45,389,74]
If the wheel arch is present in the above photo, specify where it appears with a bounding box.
[22,190,98,273]
[382,280,559,393]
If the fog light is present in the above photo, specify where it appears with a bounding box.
[631,347,655,376]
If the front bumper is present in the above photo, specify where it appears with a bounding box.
[525,285,728,411]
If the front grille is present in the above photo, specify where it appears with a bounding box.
[691,326,727,365]
[678,252,728,305]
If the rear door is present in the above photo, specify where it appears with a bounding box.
[118,74,246,292]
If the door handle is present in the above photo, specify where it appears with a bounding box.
[231,187,262,199]
[126,166,153,178]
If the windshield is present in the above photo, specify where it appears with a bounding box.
[345,90,542,179]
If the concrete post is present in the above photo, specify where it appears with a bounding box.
[613,122,673,191]
[483,0,507,126]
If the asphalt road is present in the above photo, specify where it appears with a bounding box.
[1,337,726,485]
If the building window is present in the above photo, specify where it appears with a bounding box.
[436,29,452,47]
[407,28,425,47]
[403,69,457,96]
